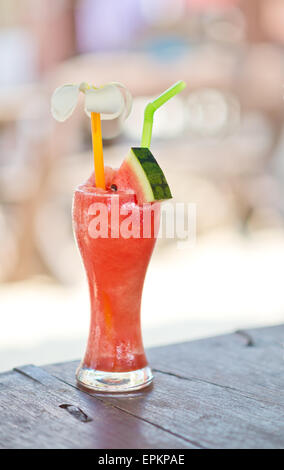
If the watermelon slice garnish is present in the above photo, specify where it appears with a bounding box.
[113,147,172,205]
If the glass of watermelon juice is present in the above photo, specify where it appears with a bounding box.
[51,80,185,392]
[73,165,161,392]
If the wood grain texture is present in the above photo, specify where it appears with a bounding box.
[148,324,284,406]
[0,365,194,449]
[1,325,283,449]
[44,325,284,449]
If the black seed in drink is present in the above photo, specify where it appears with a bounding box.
[111,184,118,192]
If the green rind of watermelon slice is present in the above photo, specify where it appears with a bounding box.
[114,147,172,205]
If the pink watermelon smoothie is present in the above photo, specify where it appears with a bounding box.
[73,167,160,373]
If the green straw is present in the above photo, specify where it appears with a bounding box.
[141,80,186,148]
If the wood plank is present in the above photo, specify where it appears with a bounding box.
[44,325,284,449]
[148,324,284,405]
[0,366,195,449]
[45,360,284,449]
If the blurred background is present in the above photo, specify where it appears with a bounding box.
[0,0,284,372]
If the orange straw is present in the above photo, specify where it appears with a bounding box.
[91,112,105,189]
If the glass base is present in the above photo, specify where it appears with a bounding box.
[76,365,153,393]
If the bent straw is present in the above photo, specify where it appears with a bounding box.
[91,111,106,190]
[141,80,186,148]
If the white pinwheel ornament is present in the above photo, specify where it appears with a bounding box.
[51,82,132,122]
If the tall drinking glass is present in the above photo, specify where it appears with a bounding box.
[73,184,160,392]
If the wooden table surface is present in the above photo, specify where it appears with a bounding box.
[1,324,283,449]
